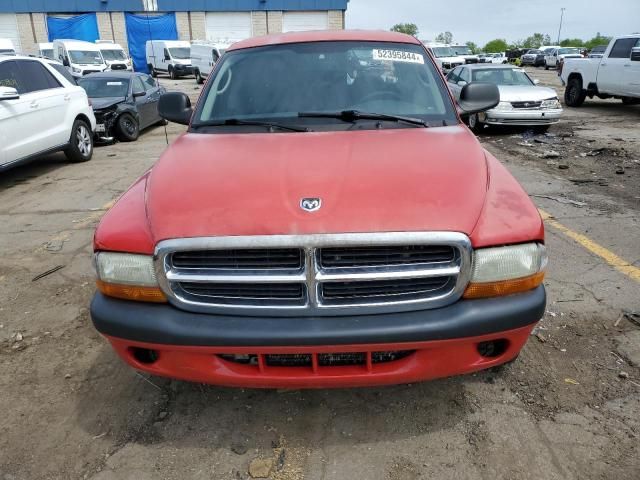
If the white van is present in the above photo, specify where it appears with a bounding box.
[423,42,465,73]
[95,40,132,71]
[37,42,55,59]
[0,38,16,55]
[190,41,228,84]
[53,39,108,78]
[145,40,192,79]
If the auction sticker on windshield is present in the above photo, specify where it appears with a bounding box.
[372,49,424,64]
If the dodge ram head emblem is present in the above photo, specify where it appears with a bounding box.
[300,198,322,212]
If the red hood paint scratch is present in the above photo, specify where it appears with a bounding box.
[145,126,488,241]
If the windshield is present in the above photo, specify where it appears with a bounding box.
[78,78,129,98]
[452,46,472,55]
[471,68,533,86]
[41,49,54,59]
[558,48,581,55]
[69,50,104,65]
[431,47,455,58]
[527,50,541,55]
[195,41,457,129]
[169,47,190,59]
[101,49,127,61]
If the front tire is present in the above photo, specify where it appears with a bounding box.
[195,69,204,84]
[544,62,549,70]
[468,113,484,134]
[115,113,139,142]
[622,97,640,105]
[169,66,177,80]
[564,77,586,107]
[64,119,93,163]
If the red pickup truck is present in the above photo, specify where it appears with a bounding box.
[90,30,547,388]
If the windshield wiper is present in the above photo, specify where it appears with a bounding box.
[298,110,428,127]
[193,118,310,132]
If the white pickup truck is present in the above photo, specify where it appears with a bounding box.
[561,34,640,106]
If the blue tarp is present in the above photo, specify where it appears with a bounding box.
[47,13,99,42]
[125,13,178,73]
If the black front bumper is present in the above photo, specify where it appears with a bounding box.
[173,64,193,74]
[90,286,546,347]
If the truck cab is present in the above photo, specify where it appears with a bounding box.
[37,42,55,59]
[90,30,547,389]
[190,41,228,84]
[423,42,465,73]
[544,47,582,70]
[450,44,479,64]
[0,38,16,55]
[96,41,132,71]
[146,40,192,79]
[53,39,108,78]
[562,34,640,106]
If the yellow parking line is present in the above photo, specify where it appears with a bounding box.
[539,209,640,283]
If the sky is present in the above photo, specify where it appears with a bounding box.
[345,0,640,46]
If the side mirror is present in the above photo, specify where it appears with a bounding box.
[457,80,468,87]
[631,47,640,62]
[164,54,171,61]
[63,57,70,67]
[0,86,19,100]
[457,82,500,115]
[533,78,540,85]
[158,92,192,125]
[132,91,146,98]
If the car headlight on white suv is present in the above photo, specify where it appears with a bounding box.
[464,243,547,298]
[541,98,561,109]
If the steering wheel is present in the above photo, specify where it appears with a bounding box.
[358,90,403,104]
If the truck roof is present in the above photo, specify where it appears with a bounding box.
[228,30,421,51]
[147,40,190,47]
[53,39,102,49]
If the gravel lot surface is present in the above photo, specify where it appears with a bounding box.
[1,67,638,480]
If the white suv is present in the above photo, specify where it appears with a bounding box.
[0,56,96,171]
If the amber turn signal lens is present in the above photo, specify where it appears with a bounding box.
[96,280,167,303]
[463,271,545,299]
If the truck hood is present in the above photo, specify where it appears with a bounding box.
[146,126,489,241]
[498,85,557,102]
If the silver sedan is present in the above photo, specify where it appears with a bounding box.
[446,64,563,133]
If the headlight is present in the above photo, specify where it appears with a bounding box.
[541,98,561,109]
[72,67,81,73]
[493,101,512,111]
[464,243,547,299]
[95,252,166,302]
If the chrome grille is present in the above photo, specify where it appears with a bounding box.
[156,232,472,316]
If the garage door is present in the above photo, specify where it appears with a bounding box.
[0,13,21,53]
[205,12,252,43]
[283,12,329,32]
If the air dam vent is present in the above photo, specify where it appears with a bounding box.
[218,350,416,367]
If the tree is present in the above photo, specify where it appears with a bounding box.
[390,23,418,37]
[465,41,479,54]
[435,31,453,44]
[522,33,551,49]
[484,39,509,53]
[584,32,612,50]
[560,38,584,47]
